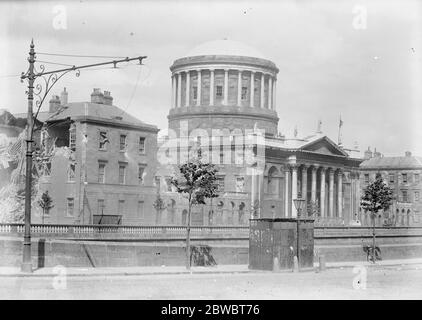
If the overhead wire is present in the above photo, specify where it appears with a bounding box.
[37,52,126,59]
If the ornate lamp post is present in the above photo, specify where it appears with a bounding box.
[293,198,306,270]
[19,39,146,272]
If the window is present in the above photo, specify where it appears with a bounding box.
[236,177,245,193]
[69,128,76,151]
[415,174,420,183]
[193,86,197,100]
[364,174,369,184]
[154,176,161,190]
[137,201,144,219]
[216,85,223,97]
[98,163,106,183]
[66,198,74,217]
[389,174,395,183]
[241,86,247,100]
[139,137,146,154]
[99,131,109,150]
[402,173,408,183]
[119,134,127,151]
[118,200,125,215]
[68,163,75,182]
[118,165,126,184]
[138,165,145,185]
[165,177,173,192]
[402,190,408,202]
[97,199,105,215]
[415,191,420,202]
[217,177,225,192]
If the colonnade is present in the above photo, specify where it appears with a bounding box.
[171,68,277,109]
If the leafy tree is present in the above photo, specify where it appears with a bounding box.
[152,193,166,225]
[38,191,54,224]
[360,173,393,262]
[171,157,219,269]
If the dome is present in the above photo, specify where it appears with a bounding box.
[185,39,266,59]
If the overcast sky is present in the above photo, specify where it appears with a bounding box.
[1,0,421,157]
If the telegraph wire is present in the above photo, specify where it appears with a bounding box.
[37,52,127,59]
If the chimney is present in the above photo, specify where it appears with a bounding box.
[60,87,68,105]
[103,91,113,106]
[405,151,412,157]
[373,147,382,158]
[364,146,373,160]
[49,95,61,113]
[91,88,104,104]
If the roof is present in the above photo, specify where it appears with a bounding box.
[186,39,266,59]
[46,102,158,131]
[13,111,51,122]
[360,156,422,169]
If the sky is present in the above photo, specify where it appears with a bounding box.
[0,0,421,157]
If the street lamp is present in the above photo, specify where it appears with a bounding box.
[293,198,306,270]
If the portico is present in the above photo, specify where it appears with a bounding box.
[262,135,363,226]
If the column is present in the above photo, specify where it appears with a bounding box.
[301,165,308,217]
[171,74,176,108]
[250,71,255,107]
[268,76,273,110]
[177,72,182,108]
[320,167,326,218]
[196,69,202,106]
[260,73,265,108]
[291,165,298,218]
[185,71,190,107]
[355,172,361,221]
[337,170,343,218]
[328,169,334,218]
[223,69,229,105]
[237,70,242,106]
[209,69,215,106]
[272,78,277,110]
[301,165,308,200]
[284,167,290,217]
[311,166,317,203]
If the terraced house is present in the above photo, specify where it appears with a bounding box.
[359,150,422,226]
[35,88,159,225]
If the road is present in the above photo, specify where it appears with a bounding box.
[0,265,421,299]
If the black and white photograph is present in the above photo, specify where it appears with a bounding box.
[0,0,421,304]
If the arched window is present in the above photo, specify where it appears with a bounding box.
[182,209,188,225]
[230,201,236,225]
[208,210,214,226]
[168,199,176,224]
[267,166,279,195]
[239,202,246,225]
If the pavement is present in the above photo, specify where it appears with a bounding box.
[1,257,422,278]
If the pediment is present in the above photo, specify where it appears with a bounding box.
[300,136,348,157]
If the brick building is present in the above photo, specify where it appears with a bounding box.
[359,150,422,226]
[35,88,159,225]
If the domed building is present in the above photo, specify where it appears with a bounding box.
[168,39,279,136]
[157,40,364,227]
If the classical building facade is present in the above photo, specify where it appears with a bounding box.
[157,40,363,226]
[359,151,422,226]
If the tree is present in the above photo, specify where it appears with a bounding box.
[171,157,219,269]
[360,173,393,263]
[152,193,166,225]
[38,191,54,224]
